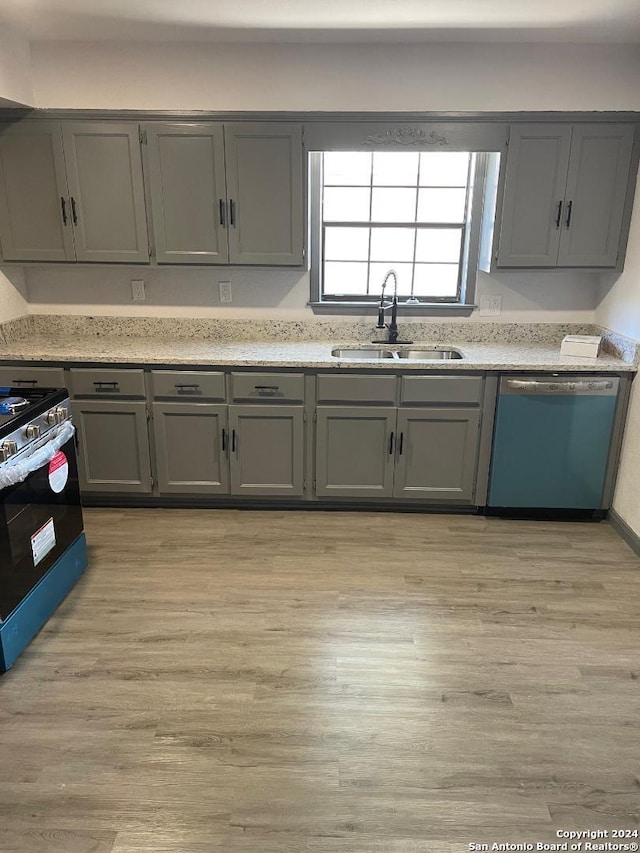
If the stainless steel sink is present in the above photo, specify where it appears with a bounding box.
[396,347,463,360]
[331,346,463,360]
[331,348,396,359]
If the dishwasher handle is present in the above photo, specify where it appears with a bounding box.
[504,378,616,395]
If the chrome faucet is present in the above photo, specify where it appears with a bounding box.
[374,269,412,345]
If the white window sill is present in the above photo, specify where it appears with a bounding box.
[309,301,477,316]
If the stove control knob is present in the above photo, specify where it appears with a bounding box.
[45,410,59,426]
[0,440,18,461]
[55,406,69,423]
[25,424,41,440]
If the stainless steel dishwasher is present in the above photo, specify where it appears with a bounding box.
[487,375,620,511]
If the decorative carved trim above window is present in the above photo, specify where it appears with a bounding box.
[361,127,449,147]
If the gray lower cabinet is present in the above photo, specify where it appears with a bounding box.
[152,402,229,494]
[72,400,152,493]
[229,404,304,496]
[393,408,480,501]
[495,123,636,269]
[315,406,396,498]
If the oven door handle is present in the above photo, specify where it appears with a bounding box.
[0,421,76,489]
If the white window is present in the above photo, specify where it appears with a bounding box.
[310,150,487,309]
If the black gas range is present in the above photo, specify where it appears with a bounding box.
[0,386,87,671]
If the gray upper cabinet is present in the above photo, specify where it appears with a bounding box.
[315,406,396,499]
[495,123,637,269]
[145,123,229,264]
[496,125,572,267]
[152,402,229,494]
[0,122,75,262]
[224,123,304,265]
[393,408,480,502]
[72,399,152,493]
[229,404,305,496]
[61,122,149,263]
[557,125,635,267]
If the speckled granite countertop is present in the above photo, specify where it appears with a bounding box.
[0,337,634,372]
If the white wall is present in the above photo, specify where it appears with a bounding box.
[0,268,28,323]
[30,41,640,112]
[0,26,34,107]
[23,265,599,323]
[596,174,640,540]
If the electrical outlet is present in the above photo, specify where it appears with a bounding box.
[479,294,502,316]
[131,280,145,302]
[219,281,232,303]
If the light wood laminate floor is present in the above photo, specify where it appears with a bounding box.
[1,508,640,852]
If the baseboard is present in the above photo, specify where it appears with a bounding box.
[608,509,640,556]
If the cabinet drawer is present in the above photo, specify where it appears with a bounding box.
[151,370,226,400]
[0,365,66,389]
[317,374,397,404]
[69,368,146,398]
[401,376,483,405]
[231,372,304,402]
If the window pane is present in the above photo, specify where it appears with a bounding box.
[417,188,467,223]
[370,227,415,262]
[372,152,419,186]
[324,262,369,295]
[413,263,459,297]
[324,226,370,261]
[419,152,470,187]
[369,262,414,296]
[323,187,370,222]
[371,188,416,222]
[415,228,463,263]
[324,152,372,186]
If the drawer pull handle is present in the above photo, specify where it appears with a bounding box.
[93,381,119,391]
[388,431,394,455]
[254,385,279,392]
[12,378,38,386]
[174,383,200,392]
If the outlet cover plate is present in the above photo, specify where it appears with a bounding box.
[219,281,232,303]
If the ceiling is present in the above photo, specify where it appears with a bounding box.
[2,0,640,43]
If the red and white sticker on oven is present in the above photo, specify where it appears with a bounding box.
[48,450,69,494]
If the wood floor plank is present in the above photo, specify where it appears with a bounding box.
[1,508,639,851]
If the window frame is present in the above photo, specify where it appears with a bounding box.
[309,150,490,314]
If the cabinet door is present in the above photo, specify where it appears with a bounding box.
[62,122,149,263]
[152,402,229,494]
[315,407,396,499]
[224,123,304,265]
[558,124,635,268]
[393,408,480,502]
[0,122,75,261]
[497,124,571,267]
[228,405,304,496]
[145,123,229,264]
[72,400,152,493]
